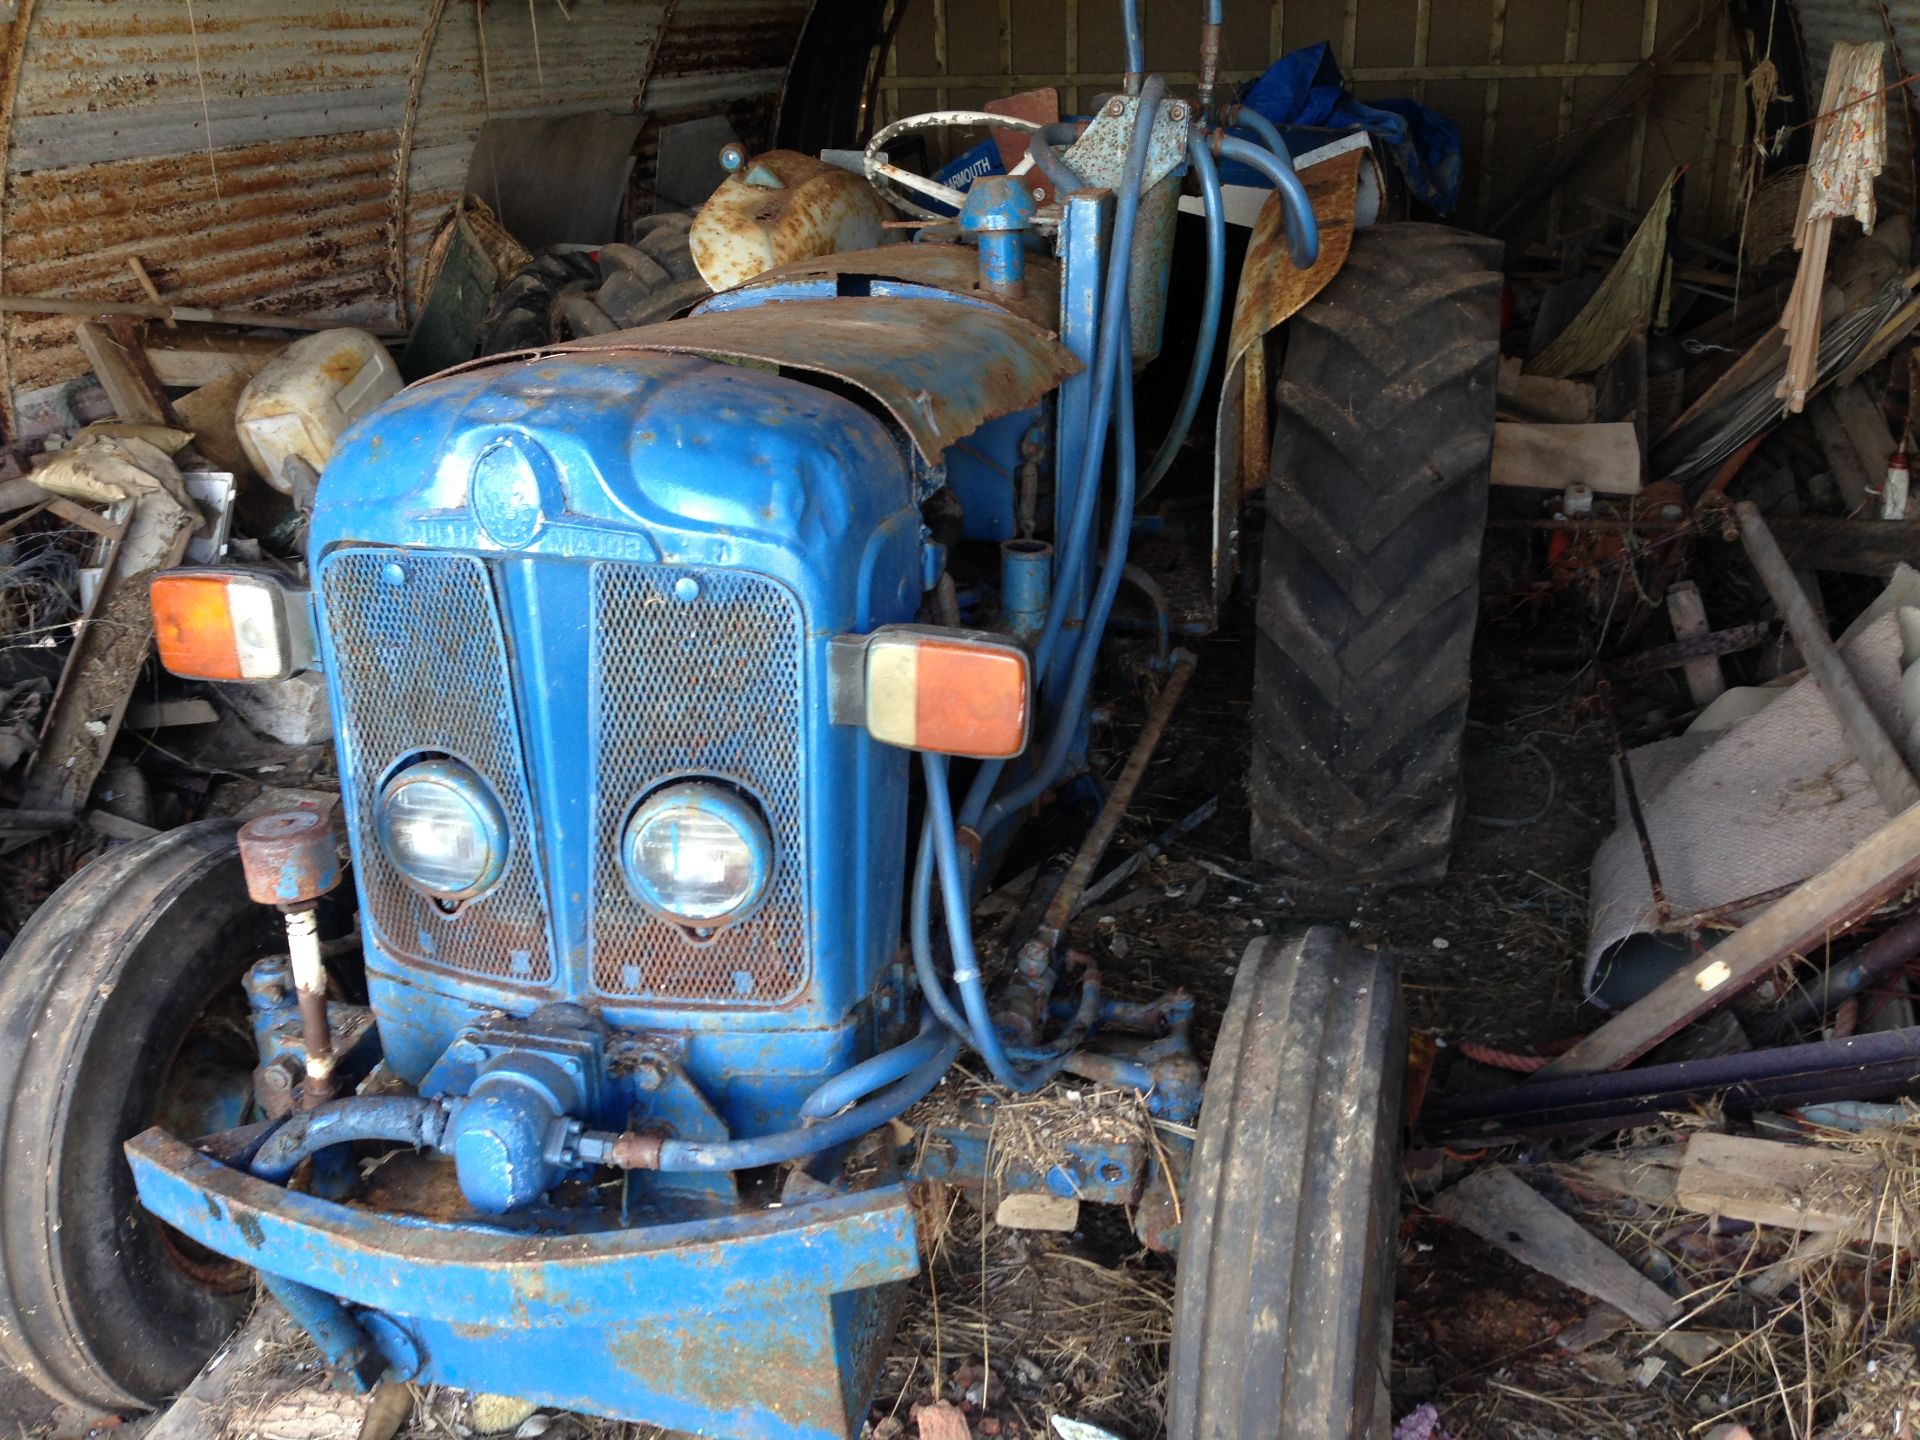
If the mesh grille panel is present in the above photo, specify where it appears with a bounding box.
[591,566,809,1005]
[320,550,553,983]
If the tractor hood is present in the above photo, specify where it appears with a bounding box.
[310,344,918,583]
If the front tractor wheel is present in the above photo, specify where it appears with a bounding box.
[0,820,279,1412]
[1249,221,1503,885]
[1169,927,1406,1440]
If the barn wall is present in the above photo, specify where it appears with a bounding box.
[877,0,1756,244]
[0,0,811,427]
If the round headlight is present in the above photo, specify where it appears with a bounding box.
[622,782,772,927]
[376,758,510,902]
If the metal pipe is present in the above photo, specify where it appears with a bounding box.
[0,292,402,336]
[249,1097,450,1183]
[260,1275,385,1389]
[1777,910,1920,1030]
[1142,132,1226,496]
[1121,0,1145,93]
[284,906,339,1104]
[1736,500,1920,814]
[1030,648,1198,952]
[1214,134,1319,268]
[1422,1024,1920,1144]
[1000,539,1053,643]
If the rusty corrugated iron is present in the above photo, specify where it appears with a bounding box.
[0,0,813,433]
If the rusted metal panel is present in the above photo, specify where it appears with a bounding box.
[401,0,810,305]
[449,295,1080,460]
[732,243,1063,332]
[0,0,815,427]
[1210,144,1364,628]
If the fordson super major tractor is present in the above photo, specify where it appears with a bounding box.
[0,8,1501,1438]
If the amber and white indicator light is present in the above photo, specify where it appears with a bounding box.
[859,627,1032,759]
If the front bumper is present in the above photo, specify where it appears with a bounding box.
[127,1129,919,1440]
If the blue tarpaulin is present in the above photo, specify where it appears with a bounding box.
[1229,42,1463,215]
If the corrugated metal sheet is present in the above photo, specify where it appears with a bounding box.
[401,0,671,302]
[0,0,812,430]
[1791,0,1919,217]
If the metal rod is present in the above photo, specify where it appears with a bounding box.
[0,293,401,336]
[284,906,338,1105]
[1777,910,1920,1030]
[1736,500,1920,815]
[1423,1024,1920,1143]
[1033,647,1198,950]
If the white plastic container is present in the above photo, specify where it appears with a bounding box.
[689,149,891,291]
[236,329,402,495]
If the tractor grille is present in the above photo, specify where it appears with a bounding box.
[589,566,810,1006]
[319,550,553,984]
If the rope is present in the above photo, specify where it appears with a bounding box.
[1457,1034,1585,1074]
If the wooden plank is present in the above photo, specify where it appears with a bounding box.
[123,697,220,729]
[1433,1166,1679,1328]
[994,1192,1080,1231]
[1536,801,1920,1077]
[1492,420,1642,495]
[144,332,284,388]
[18,490,195,814]
[44,496,123,540]
[1665,581,1727,705]
[1830,380,1896,485]
[1677,1132,1897,1244]
[1497,355,1596,423]
[85,810,159,842]
[1769,514,1920,577]
[74,319,170,424]
[1811,391,1878,512]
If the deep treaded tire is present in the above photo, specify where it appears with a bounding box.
[1250,222,1502,884]
[0,821,277,1411]
[1168,927,1405,1440]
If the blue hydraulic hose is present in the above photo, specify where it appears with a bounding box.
[1215,134,1319,268]
[923,752,1071,1093]
[644,1028,961,1171]
[1027,121,1087,198]
[799,1011,950,1120]
[958,75,1167,834]
[1141,130,1226,495]
[1224,103,1287,159]
[910,813,982,1042]
[250,1097,449,1183]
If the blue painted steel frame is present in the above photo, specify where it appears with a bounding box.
[129,1131,918,1440]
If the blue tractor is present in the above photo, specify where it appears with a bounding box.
[0,11,1500,1437]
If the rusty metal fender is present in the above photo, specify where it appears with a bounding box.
[1210,144,1371,621]
[433,297,1080,465]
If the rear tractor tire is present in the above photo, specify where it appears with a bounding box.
[1169,926,1406,1440]
[0,821,280,1411]
[1249,222,1503,885]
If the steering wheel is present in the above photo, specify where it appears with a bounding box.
[863,110,1049,221]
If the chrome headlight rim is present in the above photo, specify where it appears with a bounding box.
[619,778,774,930]
[374,754,512,905]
